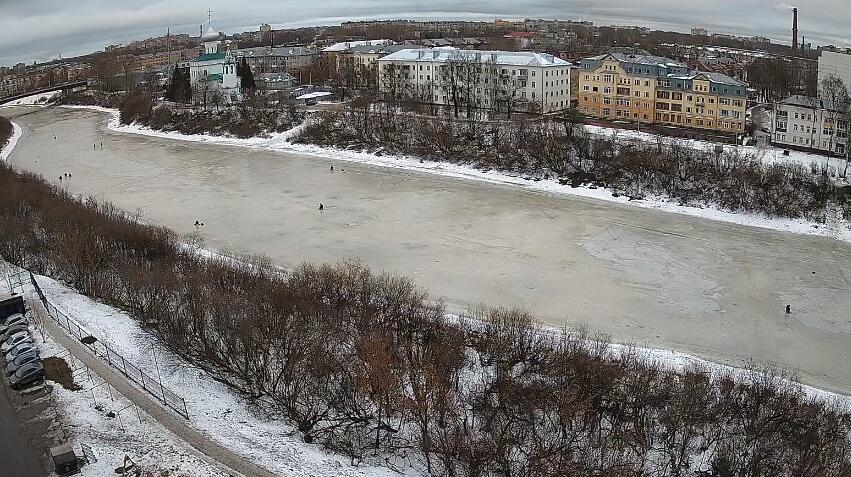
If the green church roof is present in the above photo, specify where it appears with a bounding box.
[195,52,226,62]
[207,73,223,82]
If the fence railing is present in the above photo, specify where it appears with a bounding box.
[29,272,189,419]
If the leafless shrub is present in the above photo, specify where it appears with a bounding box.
[1,160,850,475]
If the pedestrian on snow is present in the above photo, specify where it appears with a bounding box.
[319,203,324,211]
[330,165,334,172]
[785,304,791,315]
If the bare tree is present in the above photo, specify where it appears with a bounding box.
[819,75,850,164]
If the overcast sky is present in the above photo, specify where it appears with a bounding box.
[1,0,850,67]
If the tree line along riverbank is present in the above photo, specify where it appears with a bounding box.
[0,115,13,151]
[1,147,851,475]
[60,90,851,226]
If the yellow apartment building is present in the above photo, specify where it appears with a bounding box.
[577,52,747,133]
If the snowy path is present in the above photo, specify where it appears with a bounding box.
[41,311,278,477]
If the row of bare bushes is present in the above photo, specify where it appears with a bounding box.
[1,161,850,475]
[117,92,305,138]
[68,91,303,139]
[56,90,126,109]
[0,115,12,151]
[297,103,851,222]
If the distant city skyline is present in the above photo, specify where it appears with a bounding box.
[1,1,850,67]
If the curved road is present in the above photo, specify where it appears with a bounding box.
[5,106,851,395]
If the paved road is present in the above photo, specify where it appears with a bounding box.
[0,382,46,476]
[5,106,851,396]
[41,306,277,477]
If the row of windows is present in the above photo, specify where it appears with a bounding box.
[579,106,743,130]
[777,134,848,153]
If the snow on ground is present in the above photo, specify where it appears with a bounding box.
[30,268,851,457]
[0,90,60,107]
[0,120,22,162]
[66,105,851,244]
[34,326,227,476]
[32,272,418,477]
[584,124,849,173]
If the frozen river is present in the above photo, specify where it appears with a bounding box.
[6,106,851,395]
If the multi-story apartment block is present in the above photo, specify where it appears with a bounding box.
[772,95,849,156]
[338,44,409,70]
[818,49,851,92]
[234,46,318,75]
[135,47,204,72]
[578,52,748,133]
[377,48,572,113]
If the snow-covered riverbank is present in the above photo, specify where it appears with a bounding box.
[65,104,851,244]
[0,121,22,162]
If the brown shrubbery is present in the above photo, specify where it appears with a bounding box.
[298,104,851,222]
[0,115,12,151]
[1,161,850,475]
[119,92,303,139]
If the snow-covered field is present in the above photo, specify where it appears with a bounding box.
[38,332,226,476]
[0,90,60,107]
[584,124,849,173]
[64,105,851,244]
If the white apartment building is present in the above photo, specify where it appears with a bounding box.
[818,49,851,91]
[376,48,572,113]
[773,95,849,156]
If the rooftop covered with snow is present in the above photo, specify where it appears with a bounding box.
[378,48,571,67]
[322,39,393,52]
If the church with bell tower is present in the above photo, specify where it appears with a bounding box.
[188,10,242,105]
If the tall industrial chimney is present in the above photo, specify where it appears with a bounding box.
[792,7,799,50]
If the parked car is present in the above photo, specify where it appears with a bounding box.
[2,323,29,340]
[6,351,40,376]
[4,341,36,362]
[1,331,31,354]
[10,362,44,390]
[0,312,24,325]
[0,315,27,335]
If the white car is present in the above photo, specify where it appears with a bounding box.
[1,333,33,354]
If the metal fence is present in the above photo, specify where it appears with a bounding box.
[29,272,189,419]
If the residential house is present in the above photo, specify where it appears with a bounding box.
[377,48,572,113]
[578,51,748,133]
[772,95,849,155]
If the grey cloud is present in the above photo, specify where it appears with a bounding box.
[0,0,849,66]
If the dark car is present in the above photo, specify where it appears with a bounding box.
[10,362,44,390]
[6,351,40,376]
[0,315,27,335]
[0,312,24,325]
[2,323,29,340]
[4,341,37,362]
